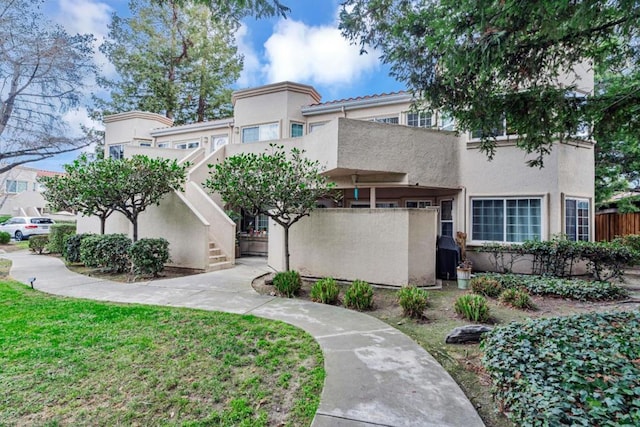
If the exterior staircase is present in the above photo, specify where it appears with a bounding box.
[207,241,233,272]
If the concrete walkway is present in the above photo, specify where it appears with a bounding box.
[4,251,485,427]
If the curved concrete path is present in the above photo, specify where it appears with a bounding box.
[4,251,484,427]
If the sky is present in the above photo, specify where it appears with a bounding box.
[32,0,404,171]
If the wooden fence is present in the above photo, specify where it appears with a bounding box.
[595,212,640,241]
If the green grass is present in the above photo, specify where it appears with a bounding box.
[0,280,324,426]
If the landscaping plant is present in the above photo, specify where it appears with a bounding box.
[470,276,503,298]
[499,288,536,310]
[454,294,490,322]
[63,233,89,263]
[0,231,10,244]
[46,223,76,254]
[28,235,49,254]
[344,279,374,311]
[397,286,429,318]
[482,311,640,426]
[273,270,302,297]
[80,234,132,273]
[129,238,170,276]
[310,277,340,304]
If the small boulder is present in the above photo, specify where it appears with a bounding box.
[445,325,493,344]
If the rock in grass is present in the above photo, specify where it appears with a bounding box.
[445,325,493,344]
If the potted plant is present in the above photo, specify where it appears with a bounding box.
[455,231,471,289]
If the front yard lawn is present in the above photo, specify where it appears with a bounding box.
[0,280,324,426]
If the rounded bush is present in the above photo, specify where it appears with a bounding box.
[28,235,49,254]
[129,238,170,276]
[80,234,132,273]
[273,270,302,297]
[454,294,490,322]
[470,276,503,298]
[63,233,89,263]
[344,279,374,311]
[500,288,536,310]
[310,277,339,304]
[46,223,76,254]
[397,286,429,318]
[0,231,10,244]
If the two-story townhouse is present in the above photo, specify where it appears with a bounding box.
[0,166,67,218]
[87,78,594,286]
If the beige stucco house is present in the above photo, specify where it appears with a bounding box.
[81,73,595,286]
[0,166,70,218]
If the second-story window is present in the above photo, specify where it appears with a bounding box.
[371,116,399,124]
[242,123,279,143]
[108,144,124,160]
[6,180,28,193]
[407,112,433,128]
[291,123,304,138]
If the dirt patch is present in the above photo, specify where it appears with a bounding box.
[65,262,202,283]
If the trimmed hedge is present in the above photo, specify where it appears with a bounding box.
[80,234,132,273]
[63,234,89,263]
[46,223,76,254]
[28,235,49,254]
[478,238,638,280]
[482,311,640,426]
[479,273,628,301]
[129,238,170,276]
[0,231,10,244]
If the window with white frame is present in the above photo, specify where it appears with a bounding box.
[439,113,455,131]
[6,180,28,193]
[371,116,399,124]
[440,200,454,236]
[242,123,279,143]
[565,198,590,241]
[108,144,124,160]
[157,142,170,148]
[472,198,542,242]
[471,115,517,139]
[212,135,228,151]
[406,112,433,128]
[139,142,152,147]
[406,200,432,208]
[309,122,326,133]
[291,122,304,138]
[175,141,199,150]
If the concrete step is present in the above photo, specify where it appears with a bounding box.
[208,242,217,250]
[209,247,222,257]
[209,255,227,263]
[207,261,233,272]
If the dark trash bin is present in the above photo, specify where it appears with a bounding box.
[436,235,461,280]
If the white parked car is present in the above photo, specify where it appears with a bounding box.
[0,217,55,240]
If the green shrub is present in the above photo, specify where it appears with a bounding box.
[482,311,640,426]
[344,280,374,311]
[63,234,89,263]
[470,276,503,298]
[129,238,170,276]
[454,294,490,322]
[310,277,339,304]
[0,231,10,244]
[499,288,536,310]
[28,235,49,254]
[397,286,429,318]
[46,223,76,254]
[80,234,132,273]
[480,273,628,301]
[273,270,302,297]
[618,234,640,253]
[0,214,11,224]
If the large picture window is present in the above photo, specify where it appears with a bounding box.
[472,198,542,242]
[242,123,279,143]
[6,180,28,193]
[565,198,590,241]
[406,112,432,128]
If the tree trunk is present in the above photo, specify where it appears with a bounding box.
[132,215,138,242]
[100,216,106,235]
[284,225,290,271]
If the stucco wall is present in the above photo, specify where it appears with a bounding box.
[268,208,438,287]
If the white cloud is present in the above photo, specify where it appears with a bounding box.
[262,19,380,86]
[236,24,262,88]
[54,0,115,78]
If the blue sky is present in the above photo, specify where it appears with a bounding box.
[33,0,403,171]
